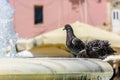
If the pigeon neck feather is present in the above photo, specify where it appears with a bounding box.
[66,29,76,40]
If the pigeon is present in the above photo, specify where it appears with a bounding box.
[86,40,116,58]
[77,39,116,59]
[63,24,116,59]
[63,24,85,57]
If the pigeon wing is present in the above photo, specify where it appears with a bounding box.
[72,38,85,48]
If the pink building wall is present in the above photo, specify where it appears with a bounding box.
[87,0,107,27]
[9,0,107,38]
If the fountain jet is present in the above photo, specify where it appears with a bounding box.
[0,0,18,57]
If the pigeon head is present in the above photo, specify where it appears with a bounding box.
[63,24,73,31]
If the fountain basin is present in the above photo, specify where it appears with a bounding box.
[0,58,113,80]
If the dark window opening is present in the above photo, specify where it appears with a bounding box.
[113,12,115,19]
[34,6,43,24]
[117,11,119,19]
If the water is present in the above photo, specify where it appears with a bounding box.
[0,0,18,57]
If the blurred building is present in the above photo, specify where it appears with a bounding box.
[9,0,108,38]
[108,0,120,34]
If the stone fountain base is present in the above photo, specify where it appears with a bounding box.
[0,58,113,80]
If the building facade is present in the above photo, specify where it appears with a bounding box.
[9,0,108,38]
[107,0,120,33]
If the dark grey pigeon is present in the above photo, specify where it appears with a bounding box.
[63,24,85,57]
[85,39,116,59]
[77,39,116,59]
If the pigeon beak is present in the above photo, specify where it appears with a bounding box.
[63,27,65,30]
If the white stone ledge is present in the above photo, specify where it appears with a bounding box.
[0,58,113,80]
[16,39,35,51]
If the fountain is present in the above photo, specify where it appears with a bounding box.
[0,0,113,80]
[0,0,18,57]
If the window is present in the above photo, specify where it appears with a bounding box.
[34,6,43,24]
[113,12,115,19]
[113,11,119,20]
[117,11,119,19]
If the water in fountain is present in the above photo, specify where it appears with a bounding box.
[0,0,18,57]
